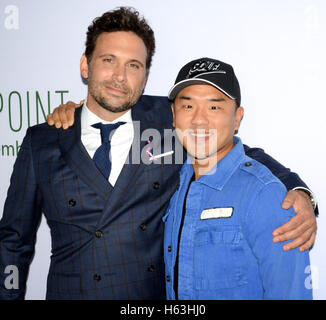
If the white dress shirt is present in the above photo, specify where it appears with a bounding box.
[81,103,134,186]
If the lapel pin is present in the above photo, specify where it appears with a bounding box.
[149,151,174,161]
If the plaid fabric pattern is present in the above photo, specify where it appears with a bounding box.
[0,96,183,300]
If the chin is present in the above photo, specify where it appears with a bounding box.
[188,152,208,161]
[193,152,218,163]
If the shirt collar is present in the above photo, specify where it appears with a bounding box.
[180,136,246,190]
[81,99,133,130]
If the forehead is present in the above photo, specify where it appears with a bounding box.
[93,31,147,62]
[175,84,233,101]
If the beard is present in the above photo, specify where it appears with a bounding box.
[91,91,135,113]
[88,76,144,113]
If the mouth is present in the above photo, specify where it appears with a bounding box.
[105,85,128,96]
[186,130,217,150]
[189,129,215,140]
[190,132,213,138]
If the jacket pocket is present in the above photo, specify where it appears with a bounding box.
[193,227,248,290]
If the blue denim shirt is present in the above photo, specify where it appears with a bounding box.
[163,137,312,300]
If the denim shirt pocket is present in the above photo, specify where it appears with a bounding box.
[193,226,248,290]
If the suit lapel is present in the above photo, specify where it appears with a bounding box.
[58,106,112,201]
[97,98,164,226]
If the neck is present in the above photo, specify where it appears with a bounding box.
[86,94,129,122]
[192,142,234,180]
[192,156,218,180]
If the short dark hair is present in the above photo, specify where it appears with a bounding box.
[85,7,155,71]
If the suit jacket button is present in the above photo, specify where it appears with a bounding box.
[68,199,76,207]
[153,182,160,190]
[147,265,155,272]
[140,224,147,231]
[166,275,171,282]
[168,246,172,252]
[93,274,101,281]
[95,231,103,238]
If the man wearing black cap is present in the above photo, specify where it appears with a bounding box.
[163,58,312,299]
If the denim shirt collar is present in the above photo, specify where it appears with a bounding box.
[179,136,246,190]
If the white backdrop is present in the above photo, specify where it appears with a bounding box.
[0,0,325,300]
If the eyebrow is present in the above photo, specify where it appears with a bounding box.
[207,97,226,102]
[178,96,192,100]
[178,96,226,102]
[98,54,145,68]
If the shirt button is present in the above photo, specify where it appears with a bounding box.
[95,230,103,238]
[153,182,160,190]
[140,223,147,231]
[166,275,171,282]
[168,246,172,252]
[68,199,76,207]
[147,265,155,272]
[245,162,252,167]
[93,274,101,282]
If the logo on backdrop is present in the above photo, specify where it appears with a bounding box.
[0,90,69,157]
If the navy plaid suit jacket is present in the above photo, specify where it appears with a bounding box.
[0,95,183,300]
[0,95,310,300]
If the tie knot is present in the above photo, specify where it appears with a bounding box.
[92,121,126,143]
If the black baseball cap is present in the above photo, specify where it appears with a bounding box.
[168,57,241,106]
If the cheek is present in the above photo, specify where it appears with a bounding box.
[212,118,227,131]
[219,115,236,129]
[211,118,236,139]
[129,73,147,91]
[88,67,101,82]
[91,63,114,79]
[174,115,190,132]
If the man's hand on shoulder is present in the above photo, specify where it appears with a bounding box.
[273,189,317,252]
[47,100,83,129]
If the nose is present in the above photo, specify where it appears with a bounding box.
[113,63,126,82]
[191,107,209,126]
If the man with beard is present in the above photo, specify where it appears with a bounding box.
[0,7,317,300]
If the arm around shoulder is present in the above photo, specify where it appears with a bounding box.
[244,144,319,216]
[243,144,308,190]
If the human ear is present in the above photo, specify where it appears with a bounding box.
[171,103,176,128]
[80,54,89,79]
[235,106,244,132]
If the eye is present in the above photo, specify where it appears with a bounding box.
[210,105,221,110]
[103,58,113,63]
[127,62,142,70]
[129,63,140,69]
[184,105,193,109]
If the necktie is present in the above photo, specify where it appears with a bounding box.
[91,121,126,180]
